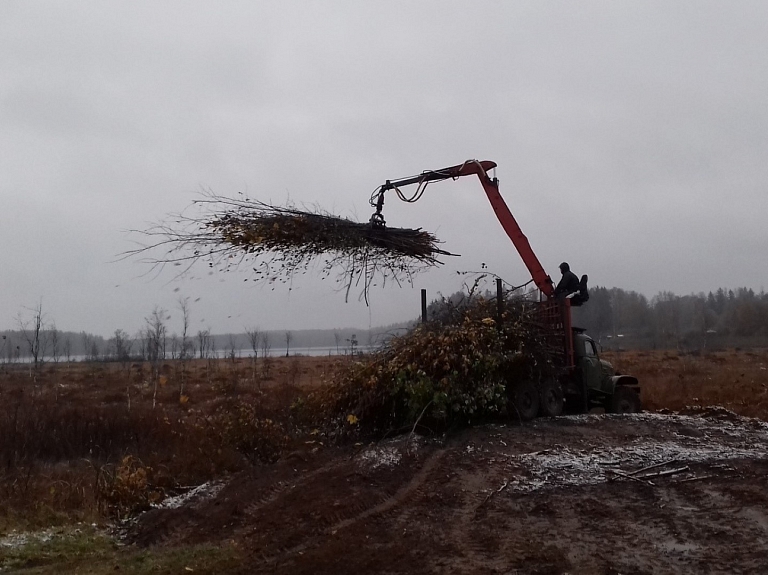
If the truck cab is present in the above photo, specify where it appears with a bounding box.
[571,330,641,413]
[511,302,642,420]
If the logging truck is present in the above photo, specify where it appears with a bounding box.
[370,160,641,420]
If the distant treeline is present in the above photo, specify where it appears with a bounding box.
[425,286,768,351]
[573,286,768,350]
[3,286,765,363]
[0,323,412,364]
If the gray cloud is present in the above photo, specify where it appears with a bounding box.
[1,1,767,336]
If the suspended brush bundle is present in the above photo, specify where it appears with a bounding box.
[129,194,452,301]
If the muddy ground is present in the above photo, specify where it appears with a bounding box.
[127,409,768,574]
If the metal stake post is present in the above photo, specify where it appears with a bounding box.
[496,278,503,326]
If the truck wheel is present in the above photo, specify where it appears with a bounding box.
[510,381,540,422]
[539,380,564,417]
[609,386,641,414]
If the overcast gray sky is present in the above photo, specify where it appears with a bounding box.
[2,1,767,337]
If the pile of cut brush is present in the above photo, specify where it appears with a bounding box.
[310,292,559,439]
[129,194,451,301]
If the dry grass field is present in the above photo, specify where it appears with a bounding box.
[0,355,341,531]
[604,348,768,419]
[1,348,767,573]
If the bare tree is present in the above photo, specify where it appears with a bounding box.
[227,334,238,362]
[63,337,71,363]
[260,332,271,358]
[260,332,272,379]
[178,296,192,360]
[50,322,60,364]
[110,329,132,367]
[176,296,193,399]
[197,328,212,359]
[145,307,167,364]
[0,335,11,368]
[285,330,293,357]
[17,301,48,374]
[245,326,261,385]
[85,337,101,362]
[80,331,91,360]
[246,327,260,359]
[334,331,341,355]
[90,340,101,362]
[135,329,147,361]
[1,334,8,365]
[170,334,179,359]
[145,306,167,408]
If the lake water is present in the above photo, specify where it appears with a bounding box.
[5,345,377,364]
[229,346,376,358]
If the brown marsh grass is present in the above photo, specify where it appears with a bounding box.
[1,349,767,530]
[0,355,342,529]
[604,348,768,418]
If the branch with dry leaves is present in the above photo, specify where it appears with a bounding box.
[124,192,454,303]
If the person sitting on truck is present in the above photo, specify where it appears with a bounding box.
[554,262,580,298]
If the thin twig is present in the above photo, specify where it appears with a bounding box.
[407,400,434,455]
[676,475,714,483]
[628,459,679,476]
[479,480,510,508]
[608,469,656,486]
[637,466,689,479]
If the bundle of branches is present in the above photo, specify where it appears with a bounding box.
[309,293,560,440]
[129,193,452,302]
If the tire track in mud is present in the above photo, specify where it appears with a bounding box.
[131,413,768,574]
[257,447,447,566]
[241,459,349,518]
[133,458,352,548]
[437,451,513,571]
[328,446,446,532]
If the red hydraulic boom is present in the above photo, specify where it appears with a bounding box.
[371,159,556,299]
[371,159,575,367]
[370,160,637,415]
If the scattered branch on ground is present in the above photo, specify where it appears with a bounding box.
[478,480,509,509]
[608,469,656,486]
[628,459,679,476]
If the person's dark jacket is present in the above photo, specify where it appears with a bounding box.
[555,270,580,297]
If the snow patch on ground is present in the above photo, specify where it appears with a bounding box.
[153,481,225,510]
[0,531,49,549]
[495,411,768,493]
[0,525,99,550]
[358,445,403,469]
[357,434,434,470]
[356,434,432,470]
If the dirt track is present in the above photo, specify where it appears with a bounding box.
[129,410,768,574]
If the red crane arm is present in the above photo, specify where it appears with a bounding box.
[374,160,556,298]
